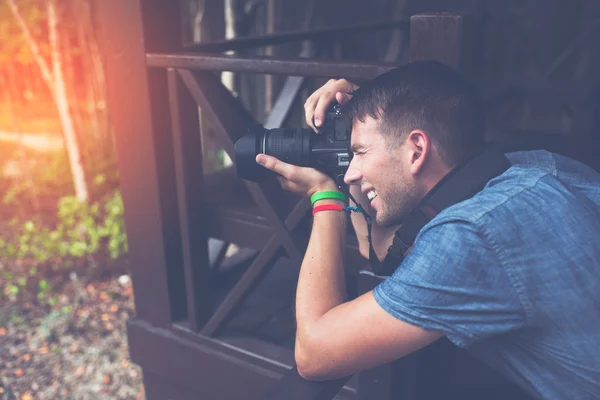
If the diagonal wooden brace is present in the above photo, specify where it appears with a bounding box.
[201,199,310,337]
[178,69,304,265]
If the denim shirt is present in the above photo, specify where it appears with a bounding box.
[373,150,600,399]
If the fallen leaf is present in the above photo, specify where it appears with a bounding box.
[75,366,85,377]
[70,342,79,352]
[0,327,6,336]
[23,354,31,362]
[110,304,119,313]
[103,374,111,385]
[15,368,24,377]
[20,392,33,400]
[121,359,129,368]
[38,345,48,354]
[101,313,109,321]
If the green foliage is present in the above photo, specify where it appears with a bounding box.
[1,188,128,301]
[3,189,128,262]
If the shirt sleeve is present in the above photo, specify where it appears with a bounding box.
[372,217,527,348]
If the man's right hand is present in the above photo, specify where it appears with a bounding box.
[304,78,359,132]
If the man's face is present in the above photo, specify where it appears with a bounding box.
[344,116,424,227]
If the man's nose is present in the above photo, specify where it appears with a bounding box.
[344,162,361,186]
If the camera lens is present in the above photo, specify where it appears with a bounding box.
[264,128,311,166]
[234,133,266,181]
[234,128,312,181]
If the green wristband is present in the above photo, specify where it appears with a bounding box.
[310,191,347,206]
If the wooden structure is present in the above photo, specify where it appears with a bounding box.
[95,1,599,399]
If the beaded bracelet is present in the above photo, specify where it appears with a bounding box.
[310,191,347,206]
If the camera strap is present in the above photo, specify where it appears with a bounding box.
[351,145,511,277]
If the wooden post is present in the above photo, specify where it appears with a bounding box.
[409,13,483,86]
[95,0,195,328]
[357,13,482,400]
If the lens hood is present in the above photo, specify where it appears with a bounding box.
[234,133,267,181]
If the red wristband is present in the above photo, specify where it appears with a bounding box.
[312,204,344,216]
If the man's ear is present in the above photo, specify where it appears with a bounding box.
[407,129,430,175]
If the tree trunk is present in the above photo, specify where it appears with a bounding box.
[47,0,88,202]
[7,0,89,202]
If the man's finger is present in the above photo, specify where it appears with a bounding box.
[304,89,323,130]
[313,94,334,129]
[304,97,317,130]
[335,91,353,105]
[256,153,293,179]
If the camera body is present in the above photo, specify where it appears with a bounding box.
[234,103,352,182]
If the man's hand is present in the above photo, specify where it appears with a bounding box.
[256,154,338,197]
[304,78,359,132]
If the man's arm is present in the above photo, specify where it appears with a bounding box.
[254,150,442,382]
[294,196,442,381]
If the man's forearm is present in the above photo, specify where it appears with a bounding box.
[295,200,347,347]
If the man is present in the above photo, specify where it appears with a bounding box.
[255,61,600,399]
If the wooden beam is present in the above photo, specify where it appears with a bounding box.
[147,53,398,79]
[354,13,483,400]
[128,318,357,399]
[95,0,189,327]
[409,13,482,82]
[167,68,212,331]
[201,198,310,337]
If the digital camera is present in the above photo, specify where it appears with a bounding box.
[234,104,352,182]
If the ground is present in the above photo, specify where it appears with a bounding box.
[0,260,144,400]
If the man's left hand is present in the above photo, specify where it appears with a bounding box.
[255,154,338,198]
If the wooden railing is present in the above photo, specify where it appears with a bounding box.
[98,2,561,397]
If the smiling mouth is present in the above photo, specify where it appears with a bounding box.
[367,190,377,201]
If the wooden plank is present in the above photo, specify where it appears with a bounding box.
[217,336,295,369]
[128,318,282,400]
[132,319,355,400]
[354,13,483,400]
[262,367,353,400]
[95,0,185,327]
[409,13,482,83]
[201,199,310,337]
[355,273,396,400]
[409,13,464,68]
[147,53,398,79]
[167,68,212,331]
[184,20,408,52]
[143,370,210,400]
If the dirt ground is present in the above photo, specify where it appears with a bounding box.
[0,263,144,400]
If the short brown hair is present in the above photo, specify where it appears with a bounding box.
[346,60,485,167]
